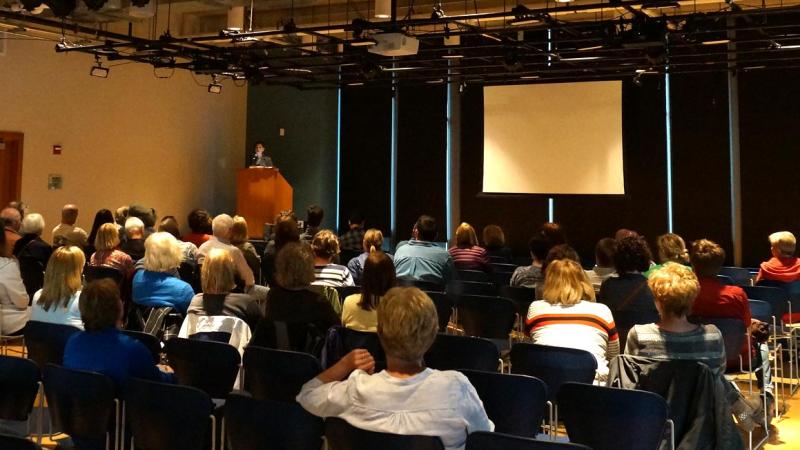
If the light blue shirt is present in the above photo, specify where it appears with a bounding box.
[393,240,455,284]
[30,290,84,330]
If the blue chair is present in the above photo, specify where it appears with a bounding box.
[692,318,746,372]
[425,291,455,332]
[466,432,592,450]
[558,382,669,450]
[457,270,492,283]
[325,417,444,450]
[720,267,753,286]
[425,334,501,372]
[243,346,321,402]
[322,326,385,370]
[492,271,513,287]
[743,286,789,324]
[490,263,518,274]
[121,330,161,364]
[0,355,40,423]
[165,337,240,399]
[509,343,597,403]
[455,295,516,340]
[23,321,80,368]
[225,391,324,450]
[448,281,498,297]
[84,266,124,285]
[749,300,772,324]
[612,309,660,351]
[717,274,735,286]
[396,278,445,292]
[334,286,362,304]
[0,435,41,450]
[459,370,547,438]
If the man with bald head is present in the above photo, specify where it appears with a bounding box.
[52,204,87,247]
[1,207,21,257]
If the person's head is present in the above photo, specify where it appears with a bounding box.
[88,209,114,243]
[363,228,384,253]
[95,223,121,251]
[188,209,213,234]
[528,234,551,264]
[157,216,182,240]
[769,231,796,258]
[542,259,595,305]
[274,215,300,251]
[61,204,79,226]
[656,233,689,264]
[128,205,156,229]
[615,228,639,241]
[539,222,566,245]
[348,211,365,229]
[595,237,617,269]
[1,207,21,231]
[254,141,265,154]
[455,223,479,248]
[212,214,234,241]
[306,205,324,228]
[114,206,128,226]
[202,248,236,294]
[360,251,397,311]
[79,279,123,332]
[613,236,652,274]
[38,245,85,312]
[125,217,145,239]
[690,239,726,277]
[6,201,26,218]
[20,213,45,237]
[377,287,438,363]
[230,216,250,246]
[482,225,506,248]
[413,215,437,241]
[648,262,699,319]
[275,242,315,289]
[143,232,183,273]
[0,226,5,255]
[311,229,340,262]
[542,244,580,276]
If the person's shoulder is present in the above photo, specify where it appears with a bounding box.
[700,323,724,337]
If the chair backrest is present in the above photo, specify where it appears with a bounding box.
[243,346,322,402]
[457,270,491,283]
[748,299,772,324]
[612,309,661,351]
[84,265,124,285]
[42,364,117,446]
[509,343,597,402]
[455,295,516,339]
[325,326,386,369]
[325,417,445,450]
[17,254,45,301]
[177,262,199,292]
[126,377,213,450]
[498,285,535,318]
[492,271,513,287]
[716,274,735,285]
[23,321,80,368]
[719,266,753,286]
[397,278,445,292]
[0,434,43,450]
[743,285,789,322]
[466,432,592,450]
[165,337,241,398]
[490,263,518,273]
[425,334,500,372]
[460,370,547,438]
[693,317,745,371]
[335,286,363,304]
[0,355,40,421]
[121,330,161,363]
[448,281,498,297]
[557,382,668,450]
[424,291,455,332]
[225,391,324,450]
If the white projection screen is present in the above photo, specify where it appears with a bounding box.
[482,81,625,195]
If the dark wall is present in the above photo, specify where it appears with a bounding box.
[246,85,338,230]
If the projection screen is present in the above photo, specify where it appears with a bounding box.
[482,81,624,195]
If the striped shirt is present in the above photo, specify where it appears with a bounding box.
[525,300,620,381]
[448,246,492,272]
[624,323,726,377]
[312,264,355,287]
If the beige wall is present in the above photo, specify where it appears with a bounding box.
[0,38,247,238]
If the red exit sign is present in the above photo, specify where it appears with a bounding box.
[53,145,62,155]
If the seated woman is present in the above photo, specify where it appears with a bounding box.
[187,248,263,330]
[449,223,492,273]
[311,230,354,287]
[347,228,392,284]
[342,252,396,332]
[184,208,213,248]
[586,237,617,291]
[30,246,85,329]
[0,230,29,336]
[525,259,619,382]
[157,216,198,263]
[644,233,689,277]
[132,232,195,314]
[510,234,550,289]
[13,212,53,266]
[482,224,513,263]
[85,209,115,257]
[230,215,261,281]
[297,287,493,450]
[598,236,657,314]
[89,223,134,273]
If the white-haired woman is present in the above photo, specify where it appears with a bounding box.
[132,232,195,313]
[13,213,53,267]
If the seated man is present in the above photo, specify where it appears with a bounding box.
[121,217,146,262]
[756,231,800,283]
[52,204,87,247]
[393,215,455,285]
[339,211,366,253]
[1,207,22,257]
[300,205,324,244]
[197,214,256,289]
[510,234,550,289]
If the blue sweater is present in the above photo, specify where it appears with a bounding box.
[63,327,174,390]
[132,270,194,313]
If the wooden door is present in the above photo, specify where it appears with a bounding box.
[0,132,23,207]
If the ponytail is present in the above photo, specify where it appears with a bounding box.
[369,245,377,253]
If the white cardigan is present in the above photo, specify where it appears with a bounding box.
[0,257,30,335]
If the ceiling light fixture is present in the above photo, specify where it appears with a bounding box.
[520,75,539,79]
[509,5,542,26]
[701,39,731,45]
[560,56,601,61]
[442,54,464,59]
[381,66,420,72]
[375,0,390,19]
[347,82,365,86]
[89,55,109,78]
[481,33,503,42]
[208,75,222,94]
[777,43,800,49]
[577,45,603,51]
[284,67,313,73]
[350,38,378,47]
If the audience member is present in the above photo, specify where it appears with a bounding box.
[13,213,53,267]
[186,248,263,330]
[482,224,513,262]
[756,231,800,283]
[347,228,392,284]
[5,201,27,218]
[394,215,455,284]
[525,259,619,382]
[184,208,213,247]
[0,230,29,335]
[128,205,157,236]
[598,236,656,314]
[539,222,567,246]
[342,252,396,332]
[449,223,492,273]
[510,234,550,289]
[645,233,689,277]
[132,232,195,313]
[89,223,134,273]
[301,205,325,243]
[114,206,129,228]
[586,237,617,290]
[30,246,85,329]
[230,215,261,280]
[157,215,198,263]
[339,211,366,253]
[86,209,115,256]
[197,214,256,288]
[262,213,301,285]
[540,243,580,277]
[52,204,87,247]
[614,228,639,241]
[297,286,493,450]
[311,230,355,287]
[121,217,146,261]
[1,207,22,257]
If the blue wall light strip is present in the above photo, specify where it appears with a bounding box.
[445,77,453,240]
[336,81,342,230]
[548,198,554,222]
[390,80,398,237]
[664,71,674,233]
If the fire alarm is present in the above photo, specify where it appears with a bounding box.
[52,145,62,155]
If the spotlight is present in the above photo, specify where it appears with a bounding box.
[20,0,43,11]
[503,49,524,72]
[44,0,76,17]
[633,72,643,86]
[509,4,542,26]
[208,75,222,94]
[89,55,109,78]
[431,3,445,19]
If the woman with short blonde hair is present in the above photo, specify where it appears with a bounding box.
[656,233,689,265]
[526,259,618,382]
[132,232,195,313]
[30,245,85,329]
[449,222,491,273]
[89,223,134,274]
[311,230,354,287]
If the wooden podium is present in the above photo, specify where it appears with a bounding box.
[236,168,293,239]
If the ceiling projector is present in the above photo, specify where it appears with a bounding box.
[367,32,420,56]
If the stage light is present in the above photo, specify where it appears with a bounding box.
[509,5,542,26]
[89,55,109,78]
[208,75,222,94]
[84,0,108,11]
[431,3,445,19]
[375,0,390,19]
[44,0,76,17]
